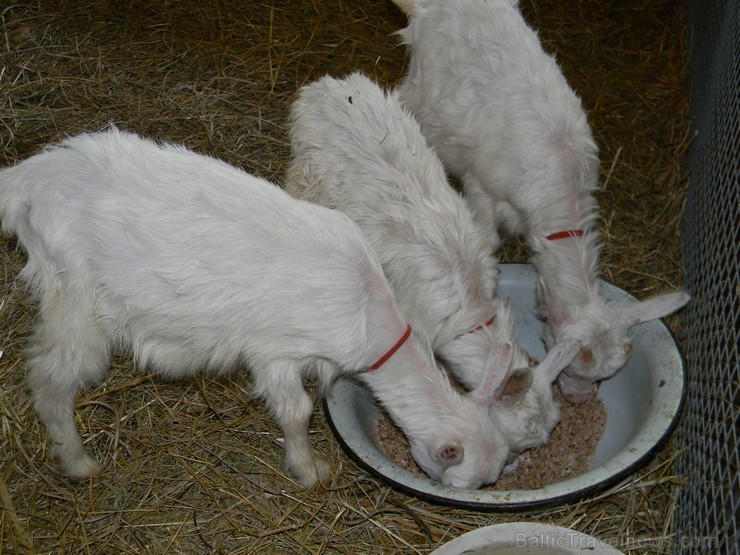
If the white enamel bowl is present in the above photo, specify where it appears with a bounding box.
[428,522,625,554]
[324,264,686,510]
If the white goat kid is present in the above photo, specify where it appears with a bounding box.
[284,72,578,454]
[392,0,690,403]
[0,128,508,489]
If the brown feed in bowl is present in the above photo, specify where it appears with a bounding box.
[375,388,607,490]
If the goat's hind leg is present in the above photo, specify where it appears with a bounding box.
[26,289,111,478]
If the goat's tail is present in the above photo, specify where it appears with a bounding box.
[0,166,13,231]
[0,164,30,236]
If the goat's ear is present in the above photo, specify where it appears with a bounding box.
[471,343,513,407]
[536,277,572,328]
[435,443,464,470]
[494,367,532,408]
[620,291,691,328]
[536,340,582,384]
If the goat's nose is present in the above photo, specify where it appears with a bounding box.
[564,390,592,404]
[558,374,596,404]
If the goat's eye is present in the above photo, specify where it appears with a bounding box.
[623,342,633,355]
[580,348,594,364]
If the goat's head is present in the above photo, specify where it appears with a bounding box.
[407,343,515,489]
[538,278,690,403]
[491,339,580,454]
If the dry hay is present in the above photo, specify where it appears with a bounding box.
[0,0,689,553]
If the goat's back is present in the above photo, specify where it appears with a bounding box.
[0,129,385,374]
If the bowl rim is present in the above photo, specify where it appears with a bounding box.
[427,522,626,554]
[323,263,687,511]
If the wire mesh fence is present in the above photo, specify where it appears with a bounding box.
[675,0,739,553]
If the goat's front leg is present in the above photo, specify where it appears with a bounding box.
[254,360,331,488]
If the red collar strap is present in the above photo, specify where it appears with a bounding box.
[453,317,495,341]
[367,325,413,371]
[546,229,586,241]
[466,317,495,335]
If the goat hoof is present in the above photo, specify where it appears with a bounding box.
[59,453,102,479]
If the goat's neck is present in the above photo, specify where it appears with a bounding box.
[360,341,459,430]
[529,194,601,318]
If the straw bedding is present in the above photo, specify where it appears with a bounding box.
[0,1,689,553]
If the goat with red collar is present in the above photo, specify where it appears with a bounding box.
[391,0,690,403]
[0,127,510,489]
[284,72,580,458]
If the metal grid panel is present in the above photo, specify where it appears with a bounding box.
[675,0,739,553]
